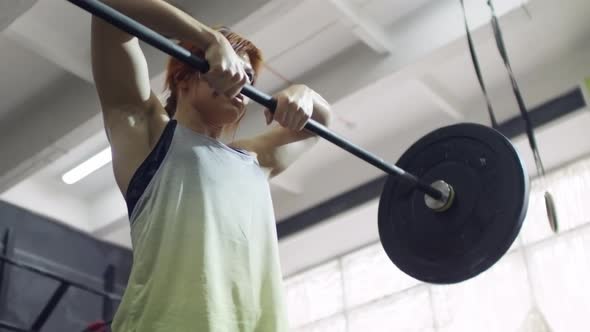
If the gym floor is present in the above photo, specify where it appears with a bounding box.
[1,0,589,331]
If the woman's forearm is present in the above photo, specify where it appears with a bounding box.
[100,0,218,48]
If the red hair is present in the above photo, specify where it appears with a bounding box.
[163,27,263,118]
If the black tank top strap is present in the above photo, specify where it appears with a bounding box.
[125,120,177,217]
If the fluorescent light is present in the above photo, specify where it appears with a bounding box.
[62,147,112,184]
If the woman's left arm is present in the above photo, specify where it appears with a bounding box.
[232,84,333,178]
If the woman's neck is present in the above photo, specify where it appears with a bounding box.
[174,103,225,140]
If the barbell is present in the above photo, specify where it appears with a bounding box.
[67,0,529,284]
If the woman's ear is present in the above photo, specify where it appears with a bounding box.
[174,71,193,91]
[180,73,203,91]
[177,79,188,91]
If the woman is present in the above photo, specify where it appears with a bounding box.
[91,0,332,331]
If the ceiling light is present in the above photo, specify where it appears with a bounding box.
[62,147,112,184]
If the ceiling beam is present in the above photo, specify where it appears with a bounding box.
[328,0,393,54]
[271,177,304,195]
[416,76,464,120]
[0,77,101,193]
[0,0,37,31]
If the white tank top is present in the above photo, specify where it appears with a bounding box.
[112,120,288,332]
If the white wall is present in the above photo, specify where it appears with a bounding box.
[88,186,128,231]
[101,222,132,249]
[0,179,91,231]
[279,199,380,278]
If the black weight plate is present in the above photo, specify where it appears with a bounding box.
[378,123,529,284]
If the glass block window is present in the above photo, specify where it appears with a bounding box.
[347,286,434,332]
[524,226,590,332]
[293,314,347,332]
[285,261,345,329]
[430,252,532,332]
[341,242,420,308]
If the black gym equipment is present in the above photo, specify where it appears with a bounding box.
[0,228,121,332]
[379,124,528,283]
[66,0,530,284]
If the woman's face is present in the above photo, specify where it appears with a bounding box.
[180,54,254,126]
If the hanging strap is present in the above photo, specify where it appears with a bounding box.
[459,0,499,128]
[487,0,546,175]
[460,0,546,176]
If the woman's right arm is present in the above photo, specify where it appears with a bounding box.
[92,0,249,121]
[91,0,218,120]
